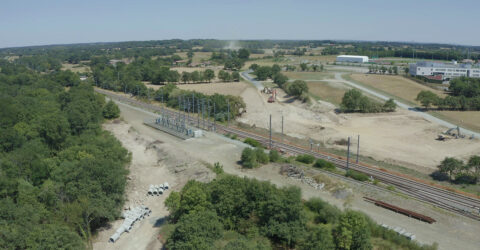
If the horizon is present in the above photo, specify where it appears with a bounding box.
[1,0,479,48]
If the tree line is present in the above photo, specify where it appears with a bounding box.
[416,77,480,110]
[341,89,397,113]
[0,59,129,249]
[434,156,480,184]
[368,65,399,75]
[163,173,437,249]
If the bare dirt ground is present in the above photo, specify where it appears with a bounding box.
[145,81,249,96]
[93,99,480,250]
[236,83,480,172]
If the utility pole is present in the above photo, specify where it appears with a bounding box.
[281,115,284,137]
[356,135,360,164]
[346,137,351,169]
[269,114,272,149]
[227,100,230,127]
[213,102,216,131]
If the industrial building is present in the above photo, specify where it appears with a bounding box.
[409,61,480,80]
[336,55,369,63]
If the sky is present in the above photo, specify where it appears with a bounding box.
[1,0,479,48]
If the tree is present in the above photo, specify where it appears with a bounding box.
[393,66,399,75]
[181,71,190,83]
[299,225,335,250]
[286,80,308,97]
[269,150,280,162]
[383,98,397,112]
[218,70,231,82]
[438,157,464,180]
[271,64,281,75]
[341,89,363,112]
[468,155,480,180]
[416,90,439,109]
[273,73,288,87]
[103,100,120,119]
[254,66,272,81]
[312,64,319,72]
[238,48,250,60]
[231,71,240,82]
[300,63,308,71]
[255,148,269,164]
[249,63,259,71]
[204,69,215,82]
[187,51,194,59]
[241,148,258,168]
[334,211,372,250]
[404,67,409,75]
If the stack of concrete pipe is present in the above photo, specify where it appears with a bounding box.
[147,182,169,196]
[109,205,151,243]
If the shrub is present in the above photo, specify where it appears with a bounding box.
[213,162,224,175]
[241,148,258,168]
[244,138,262,148]
[103,100,120,119]
[296,154,315,164]
[255,148,269,164]
[313,159,336,170]
[346,170,369,182]
[269,150,281,162]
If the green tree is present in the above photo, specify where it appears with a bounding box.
[238,48,250,60]
[299,225,335,250]
[286,80,308,97]
[254,66,272,81]
[249,63,259,71]
[300,63,308,71]
[241,147,258,168]
[416,91,439,109]
[269,150,281,162]
[273,73,288,87]
[187,51,194,59]
[438,157,464,180]
[341,89,363,112]
[103,100,120,119]
[334,211,372,250]
[231,71,240,82]
[204,69,215,82]
[255,148,269,164]
[181,71,190,83]
[218,70,232,82]
[404,67,409,75]
[468,155,480,180]
[383,98,397,112]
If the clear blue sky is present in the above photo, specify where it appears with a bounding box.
[1,0,479,48]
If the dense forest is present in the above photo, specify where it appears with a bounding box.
[0,60,130,249]
[163,174,437,250]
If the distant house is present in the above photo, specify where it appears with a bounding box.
[109,58,132,66]
[79,75,88,81]
[172,59,189,66]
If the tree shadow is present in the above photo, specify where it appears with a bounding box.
[429,170,449,182]
[154,216,168,228]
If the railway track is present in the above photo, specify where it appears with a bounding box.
[97,88,480,221]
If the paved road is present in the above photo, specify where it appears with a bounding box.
[332,73,480,138]
[241,70,263,90]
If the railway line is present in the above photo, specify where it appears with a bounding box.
[96,88,480,221]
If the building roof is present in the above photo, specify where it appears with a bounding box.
[337,55,369,59]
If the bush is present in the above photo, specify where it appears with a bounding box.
[346,170,369,182]
[244,138,262,148]
[313,159,336,170]
[103,100,120,119]
[296,154,315,164]
[241,148,258,168]
[213,162,224,175]
[269,150,281,162]
[454,173,477,184]
[255,148,269,164]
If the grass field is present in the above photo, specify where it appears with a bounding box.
[174,52,212,63]
[307,81,348,106]
[349,74,446,105]
[430,111,480,133]
[284,71,334,81]
[61,63,90,73]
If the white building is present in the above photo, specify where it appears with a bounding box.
[409,61,480,80]
[336,55,369,63]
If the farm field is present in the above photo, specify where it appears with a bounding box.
[349,74,446,105]
[173,51,212,63]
